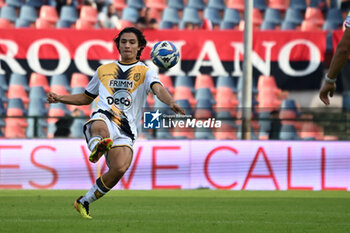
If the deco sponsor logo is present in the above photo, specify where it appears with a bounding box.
[109,79,134,89]
[106,90,133,111]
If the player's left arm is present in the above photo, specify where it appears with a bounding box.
[151,83,185,115]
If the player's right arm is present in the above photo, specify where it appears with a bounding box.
[319,24,350,105]
[47,92,94,105]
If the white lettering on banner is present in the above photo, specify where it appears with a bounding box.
[278,39,321,76]
[74,40,114,76]
[188,40,228,76]
[231,41,276,77]
[0,140,349,191]
[0,39,26,75]
[27,39,70,75]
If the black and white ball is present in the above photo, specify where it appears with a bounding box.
[150,41,180,70]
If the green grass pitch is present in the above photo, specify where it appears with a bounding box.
[0,190,349,233]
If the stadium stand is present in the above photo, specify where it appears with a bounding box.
[39,5,58,24]
[162,7,181,25]
[175,76,195,93]
[174,86,196,108]
[194,74,216,95]
[268,0,288,10]
[0,6,17,22]
[290,0,307,11]
[227,0,244,12]
[0,74,9,92]
[0,18,12,28]
[0,0,347,140]
[207,0,225,10]
[59,5,78,23]
[19,5,37,23]
[254,0,267,10]
[159,74,174,94]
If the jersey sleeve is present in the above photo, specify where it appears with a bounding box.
[85,71,99,99]
[345,11,350,28]
[145,67,163,94]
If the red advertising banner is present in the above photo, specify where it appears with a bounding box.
[0,29,327,89]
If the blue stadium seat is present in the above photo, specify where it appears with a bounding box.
[195,128,215,139]
[7,98,26,115]
[326,8,344,25]
[168,0,184,10]
[181,7,202,27]
[26,118,47,138]
[56,19,73,28]
[29,86,47,101]
[155,128,173,139]
[215,111,236,127]
[9,73,29,91]
[59,6,78,23]
[222,8,241,25]
[28,97,47,116]
[0,87,7,103]
[71,87,85,95]
[19,5,38,22]
[187,0,205,10]
[15,18,31,28]
[216,76,236,92]
[323,20,342,30]
[0,98,6,116]
[0,6,17,22]
[258,111,271,134]
[281,21,297,30]
[280,99,300,116]
[175,99,193,115]
[121,7,139,23]
[162,7,180,24]
[0,74,8,92]
[284,9,303,25]
[127,0,144,10]
[50,74,70,91]
[195,99,214,115]
[70,117,86,138]
[342,91,350,112]
[279,124,299,140]
[25,0,43,8]
[208,0,225,10]
[159,21,174,29]
[195,88,215,104]
[325,32,333,52]
[254,0,267,10]
[260,20,277,30]
[236,76,258,94]
[220,21,236,29]
[264,8,283,24]
[204,7,221,25]
[175,76,195,93]
[289,0,307,11]
[5,0,23,8]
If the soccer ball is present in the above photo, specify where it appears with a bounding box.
[150,41,180,70]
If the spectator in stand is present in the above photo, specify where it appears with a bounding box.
[135,8,158,30]
[98,3,119,28]
[84,0,109,12]
[319,11,350,105]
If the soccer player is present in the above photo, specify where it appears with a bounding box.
[319,11,350,105]
[47,27,185,219]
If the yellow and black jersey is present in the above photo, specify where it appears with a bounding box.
[85,61,161,139]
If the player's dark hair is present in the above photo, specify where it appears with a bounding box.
[114,27,147,60]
